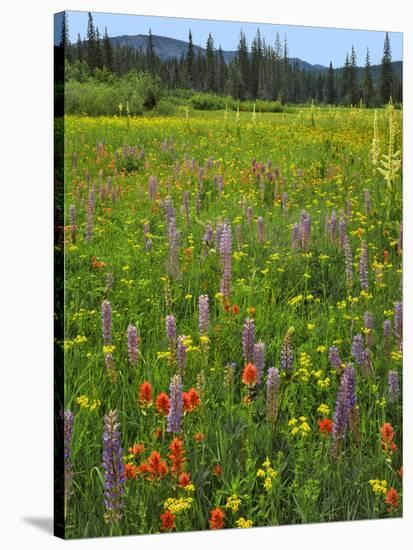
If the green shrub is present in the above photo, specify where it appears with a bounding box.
[190,93,233,111]
[155,99,177,116]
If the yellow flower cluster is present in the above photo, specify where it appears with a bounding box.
[317,403,330,416]
[103,345,116,354]
[163,497,193,514]
[236,517,253,528]
[76,395,101,411]
[369,479,388,495]
[63,335,88,351]
[317,377,330,389]
[256,457,278,492]
[225,495,241,512]
[289,417,311,436]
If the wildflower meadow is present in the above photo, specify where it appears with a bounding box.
[60,103,402,538]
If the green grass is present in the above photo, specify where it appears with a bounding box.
[62,105,402,538]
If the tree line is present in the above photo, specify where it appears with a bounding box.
[60,12,402,106]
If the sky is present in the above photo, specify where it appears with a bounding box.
[57,10,403,67]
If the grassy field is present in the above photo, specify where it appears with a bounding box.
[61,105,403,538]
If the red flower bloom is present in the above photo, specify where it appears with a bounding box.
[209,507,225,529]
[213,464,222,477]
[380,422,395,444]
[242,363,258,387]
[138,451,168,481]
[232,304,240,315]
[139,381,153,407]
[128,443,145,456]
[124,463,137,480]
[155,392,170,415]
[194,431,205,442]
[183,388,201,412]
[178,472,191,487]
[319,417,333,436]
[384,487,400,510]
[160,510,176,531]
[169,437,186,477]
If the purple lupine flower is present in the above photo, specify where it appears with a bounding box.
[247,206,252,225]
[63,410,74,506]
[300,210,311,250]
[195,192,201,216]
[198,295,209,335]
[166,314,177,344]
[219,222,232,298]
[292,223,300,250]
[253,341,265,383]
[257,216,264,244]
[85,204,93,242]
[127,324,138,366]
[203,224,214,247]
[387,370,399,403]
[167,374,183,433]
[394,301,403,350]
[215,222,224,251]
[224,362,236,387]
[359,240,369,290]
[280,330,294,372]
[101,300,112,344]
[364,311,374,348]
[217,175,223,196]
[329,211,337,243]
[266,367,280,422]
[383,319,391,354]
[69,205,76,243]
[148,175,157,201]
[364,189,371,215]
[332,365,356,455]
[177,336,187,376]
[242,318,255,363]
[344,236,353,288]
[102,409,125,523]
[328,346,342,370]
[339,214,346,248]
[351,334,365,366]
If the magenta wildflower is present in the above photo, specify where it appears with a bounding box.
[242,318,255,363]
[198,295,209,335]
[266,367,280,422]
[101,300,112,344]
[253,341,265,383]
[102,409,125,523]
[127,324,138,366]
[167,374,184,433]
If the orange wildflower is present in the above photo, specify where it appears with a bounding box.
[153,426,162,440]
[213,464,222,476]
[169,437,186,477]
[248,306,256,317]
[232,304,240,315]
[242,363,258,387]
[380,422,397,454]
[319,418,333,436]
[209,507,225,529]
[124,463,138,480]
[183,388,201,412]
[128,443,145,456]
[139,381,153,407]
[384,487,400,510]
[160,510,176,531]
[178,472,191,488]
[91,256,106,269]
[155,392,170,415]
[138,451,168,481]
[194,432,205,443]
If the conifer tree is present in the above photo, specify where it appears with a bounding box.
[146,29,157,74]
[380,32,393,103]
[324,61,336,104]
[237,30,250,100]
[362,48,374,107]
[348,45,358,105]
[86,12,98,70]
[186,30,195,87]
[103,27,114,72]
[205,33,217,92]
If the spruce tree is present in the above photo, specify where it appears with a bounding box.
[86,12,98,71]
[103,27,114,72]
[237,30,250,100]
[380,32,393,103]
[76,33,83,61]
[205,33,216,92]
[146,29,157,74]
[186,30,195,88]
[342,52,350,104]
[362,48,374,107]
[324,61,336,104]
[348,45,358,105]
